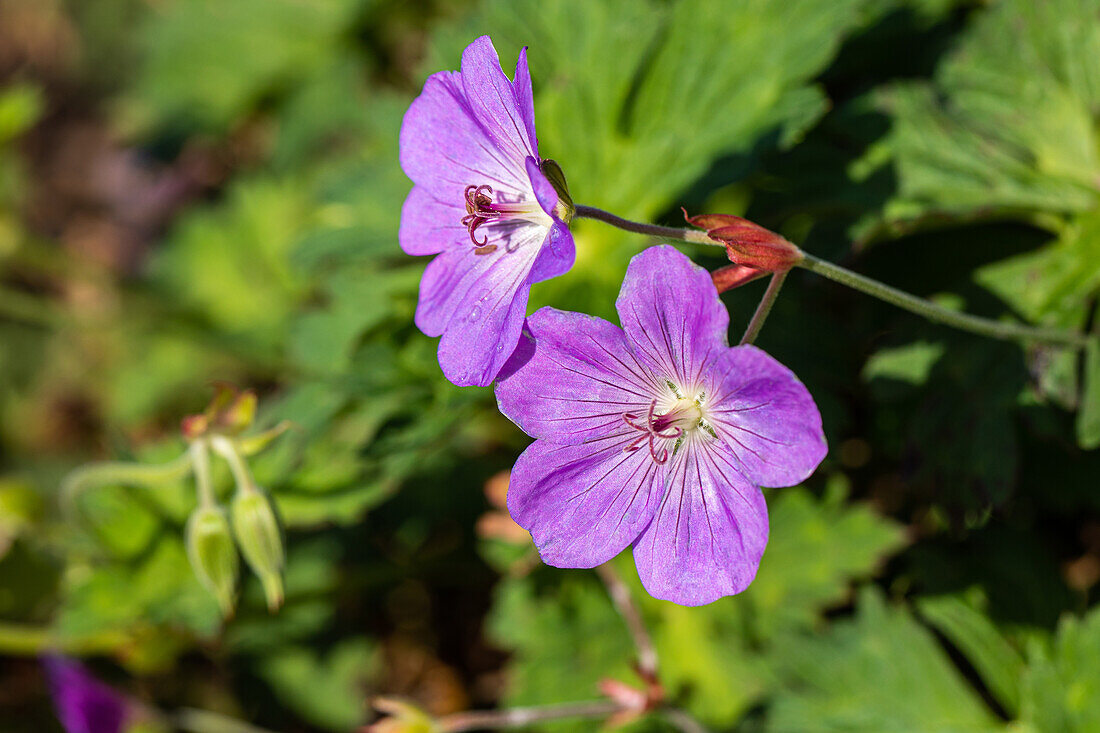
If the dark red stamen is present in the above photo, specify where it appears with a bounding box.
[461,184,495,247]
[623,400,683,465]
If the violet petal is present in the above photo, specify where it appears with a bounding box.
[508,435,665,567]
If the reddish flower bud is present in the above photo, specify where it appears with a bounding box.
[684,209,803,271]
[711,263,767,293]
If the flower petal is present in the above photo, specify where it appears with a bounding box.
[460,36,538,164]
[399,69,529,204]
[508,435,665,567]
[513,47,538,151]
[525,156,557,219]
[399,186,466,256]
[496,307,663,444]
[45,656,128,733]
[527,220,575,283]
[633,441,768,605]
[705,345,827,487]
[415,222,549,386]
[616,245,729,391]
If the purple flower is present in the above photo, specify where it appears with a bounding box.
[399,36,575,387]
[496,246,827,605]
[44,656,128,733]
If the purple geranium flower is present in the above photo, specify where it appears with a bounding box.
[496,246,827,605]
[44,656,128,733]
[399,36,575,387]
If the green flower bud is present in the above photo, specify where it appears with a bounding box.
[230,489,284,611]
[539,158,574,224]
[185,505,238,616]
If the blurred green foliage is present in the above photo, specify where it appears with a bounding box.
[0,0,1098,731]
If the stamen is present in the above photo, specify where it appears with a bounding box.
[459,183,550,251]
[622,400,688,464]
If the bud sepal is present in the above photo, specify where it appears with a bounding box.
[230,488,285,611]
[185,505,239,616]
[684,210,803,272]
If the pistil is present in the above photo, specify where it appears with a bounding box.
[461,184,551,254]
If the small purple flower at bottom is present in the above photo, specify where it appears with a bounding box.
[495,246,827,606]
[44,656,128,733]
[400,35,575,387]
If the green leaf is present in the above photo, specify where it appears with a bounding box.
[863,340,946,387]
[488,573,635,714]
[976,212,1100,328]
[917,592,1025,715]
[746,482,908,640]
[56,537,223,671]
[257,637,378,731]
[869,0,1100,227]
[769,588,1002,732]
[126,0,370,135]
[1020,608,1100,732]
[152,176,314,347]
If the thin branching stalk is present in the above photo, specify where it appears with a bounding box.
[596,563,659,679]
[740,271,787,346]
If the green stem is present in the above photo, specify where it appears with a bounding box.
[209,436,257,494]
[740,271,787,345]
[61,452,194,518]
[438,701,621,731]
[0,622,129,655]
[174,708,280,733]
[190,440,216,507]
[574,203,1089,349]
[574,205,716,245]
[797,253,1089,348]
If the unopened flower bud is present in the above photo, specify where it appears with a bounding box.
[539,158,574,224]
[185,505,238,616]
[230,489,284,611]
[684,210,803,271]
[711,262,767,293]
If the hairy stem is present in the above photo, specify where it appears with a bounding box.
[210,436,257,494]
[175,708,280,733]
[574,205,716,245]
[797,253,1089,348]
[574,203,1088,349]
[61,452,194,518]
[190,440,216,507]
[740,271,787,346]
[438,701,621,731]
[596,563,658,679]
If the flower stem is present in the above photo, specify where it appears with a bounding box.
[189,440,216,507]
[740,271,787,346]
[61,452,194,519]
[210,436,257,494]
[574,205,716,245]
[797,253,1090,348]
[574,203,1089,349]
[438,701,621,731]
[174,708,279,733]
[596,563,658,680]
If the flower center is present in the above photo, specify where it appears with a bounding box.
[461,184,550,255]
[623,397,705,465]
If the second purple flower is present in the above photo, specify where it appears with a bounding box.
[496,246,827,606]
[400,36,575,387]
